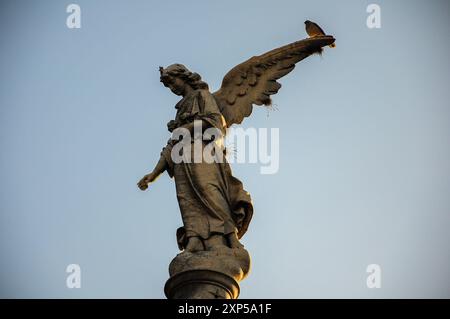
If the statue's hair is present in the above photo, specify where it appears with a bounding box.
[160,64,208,90]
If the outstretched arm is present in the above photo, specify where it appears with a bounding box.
[137,155,167,191]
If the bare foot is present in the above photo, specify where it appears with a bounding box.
[227,232,244,249]
[185,236,204,252]
[204,234,228,251]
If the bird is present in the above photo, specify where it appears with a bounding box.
[305,20,335,48]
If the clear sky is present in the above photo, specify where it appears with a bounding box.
[1,0,449,298]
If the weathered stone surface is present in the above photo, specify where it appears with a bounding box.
[169,247,251,281]
[165,247,251,299]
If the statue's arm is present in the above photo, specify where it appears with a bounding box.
[137,154,168,191]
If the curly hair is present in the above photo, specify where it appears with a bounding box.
[159,64,208,90]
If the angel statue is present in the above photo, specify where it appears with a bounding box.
[137,33,335,255]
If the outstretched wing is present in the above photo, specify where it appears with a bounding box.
[213,35,335,127]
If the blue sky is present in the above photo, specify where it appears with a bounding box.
[1,0,449,298]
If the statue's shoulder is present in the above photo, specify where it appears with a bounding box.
[194,88,214,101]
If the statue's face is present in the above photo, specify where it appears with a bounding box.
[162,75,186,96]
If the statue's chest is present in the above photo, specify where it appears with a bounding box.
[175,96,197,121]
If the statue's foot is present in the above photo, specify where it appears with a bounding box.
[204,234,228,251]
[185,236,204,252]
[227,232,244,249]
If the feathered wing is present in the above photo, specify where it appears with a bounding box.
[213,35,335,127]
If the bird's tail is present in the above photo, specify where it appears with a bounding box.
[329,43,336,48]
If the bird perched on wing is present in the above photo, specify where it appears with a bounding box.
[305,20,336,48]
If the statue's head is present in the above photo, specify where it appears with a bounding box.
[159,64,208,96]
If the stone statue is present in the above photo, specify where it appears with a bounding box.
[137,33,335,298]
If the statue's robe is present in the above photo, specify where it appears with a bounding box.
[160,89,253,249]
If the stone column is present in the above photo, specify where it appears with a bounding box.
[164,247,251,299]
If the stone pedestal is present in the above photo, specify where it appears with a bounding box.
[164,247,251,299]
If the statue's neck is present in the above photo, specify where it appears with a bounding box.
[182,85,194,97]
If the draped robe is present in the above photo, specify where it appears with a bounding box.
[160,89,253,249]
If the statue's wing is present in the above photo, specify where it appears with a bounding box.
[213,35,335,127]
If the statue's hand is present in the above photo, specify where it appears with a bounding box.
[137,172,157,191]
